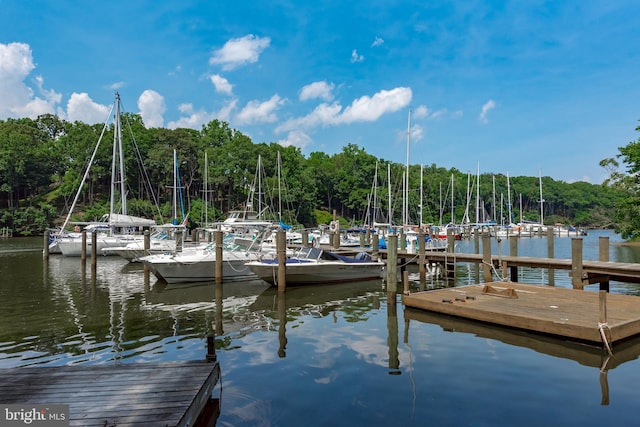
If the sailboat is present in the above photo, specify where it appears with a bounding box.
[103,149,190,261]
[57,93,157,257]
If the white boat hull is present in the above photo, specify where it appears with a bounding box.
[141,250,264,284]
[247,258,384,285]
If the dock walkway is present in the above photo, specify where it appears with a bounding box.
[0,360,220,426]
[403,282,640,345]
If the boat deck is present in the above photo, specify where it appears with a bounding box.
[0,361,220,426]
[403,282,640,345]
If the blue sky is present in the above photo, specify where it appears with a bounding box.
[1,1,639,184]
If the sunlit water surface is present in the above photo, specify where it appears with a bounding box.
[1,230,640,426]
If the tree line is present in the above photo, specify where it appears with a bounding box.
[0,112,630,237]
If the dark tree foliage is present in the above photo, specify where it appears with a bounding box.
[0,113,625,236]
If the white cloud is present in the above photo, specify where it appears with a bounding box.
[138,89,165,128]
[0,42,61,118]
[235,94,284,125]
[217,98,238,122]
[299,81,334,102]
[338,87,411,123]
[210,74,233,95]
[167,103,215,129]
[276,87,412,133]
[411,124,424,141]
[479,99,496,123]
[350,49,364,63]
[278,130,313,150]
[209,34,271,70]
[412,105,429,119]
[372,37,384,47]
[66,93,110,124]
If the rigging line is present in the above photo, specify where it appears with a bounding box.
[60,102,114,232]
[120,99,164,221]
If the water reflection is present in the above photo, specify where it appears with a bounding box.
[403,308,640,405]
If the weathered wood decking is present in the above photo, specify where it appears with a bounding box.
[403,282,640,345]
[0,361,220,426]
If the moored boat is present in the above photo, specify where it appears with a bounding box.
[245,247,385,286]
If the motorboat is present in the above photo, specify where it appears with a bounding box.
[139,234,274,284]
[246,246,384,286]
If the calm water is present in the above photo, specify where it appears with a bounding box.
[2,230,640,426]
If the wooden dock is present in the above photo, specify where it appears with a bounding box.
[0,361,220,426]
[403,282,640,345]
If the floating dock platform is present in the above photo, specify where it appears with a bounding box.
[0,360,220,426]
[403,282,640,345]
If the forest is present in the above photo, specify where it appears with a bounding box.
[0,111,629,237]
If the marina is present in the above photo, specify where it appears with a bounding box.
[3,231,640,426]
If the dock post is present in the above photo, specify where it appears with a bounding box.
[176,230,183,253]
[418,228,426,283]
[81,230,87,261]
[482,233,492,283]
[400,231,406,251]
[446,228,456,278]
[599,236,610,291]
[372,234,379,261]
[403,271,409,295]
[214,230,223,284]
[571,238,584,289]
[509,236,518,282]
[360,232,365,248]
[301,230,309,247]
[277,230,287,291]
[43,231,50,259]
[144,229,150,255]
[206,334,217,362]
[365,228,371,245]
[91,231,97,270]
[386,234,398,292]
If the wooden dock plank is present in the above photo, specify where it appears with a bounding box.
[0,361,220,427]
[403,282,640,344]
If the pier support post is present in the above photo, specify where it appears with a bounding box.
[206,334,217,362]
[301,230,309,247]
[214,230,223,284]
[372,234,379,261]
[386,234,398,292]
[599,236,610,291]
[400,231,406,251]
[176,230,183,253]
[418,228,426,283]
[482,233,492,283]
[91,230,97,265]
[144,230,150,256]
[571,238,584,289]
[509,236,518,282]
[43,231,50,259]
[277,230,287,291]
[81,230,87,263]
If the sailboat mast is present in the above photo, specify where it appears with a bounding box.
[277,151,282,222]
[387,164,392,226]
[507,171,512,224]
[117,95,126,215]
[451,174,454,224]
[204,151,208,226]
[173,149,178,224]
[419,164,423,226]
[475,163,480,224]
[404,109,411,226]
[539,169,544,225]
